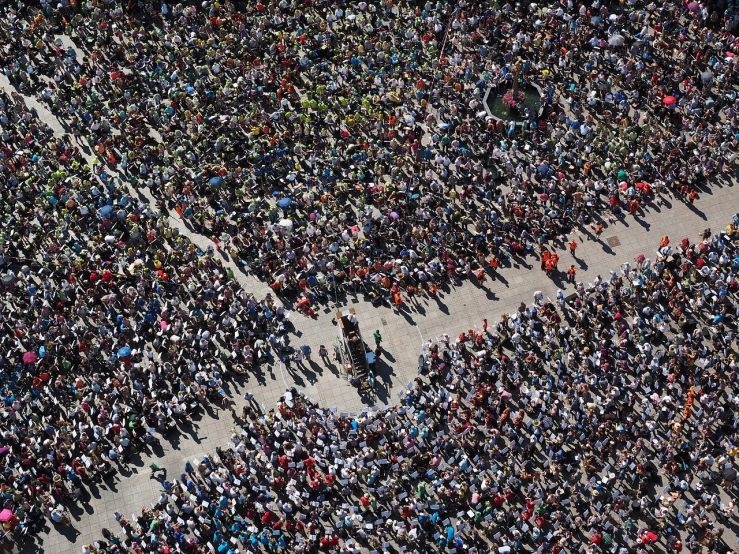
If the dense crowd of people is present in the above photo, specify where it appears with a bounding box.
[0,0,737,308]
[82,220,739,554]
[0,0,736,550]
[0,86,295,540]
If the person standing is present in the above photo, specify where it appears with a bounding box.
[373,330,382,349]
[150,463,166,480]
[243,391,256,408]
[541,250,551,271]
[319,345,329,364]
[300,344,312,361]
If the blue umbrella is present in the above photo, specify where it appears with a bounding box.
[591,16,602,24]
[117,346,132,358]
[209,176,224,187]
[99,205,114,217]
[277,198,292,208]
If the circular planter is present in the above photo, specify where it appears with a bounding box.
[483,82,545,126]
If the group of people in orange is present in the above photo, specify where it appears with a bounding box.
[541,249,560,275]
[535,240,583,283]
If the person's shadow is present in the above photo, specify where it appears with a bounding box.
[548,271,568,289]
[320,358,341,377]
[298,362,318,385]
[686,202,708,220]
[481,285,497,300]
[307,359,324,376]
[433,296,450,314]
[491,271,510,287]
[53,521,82,542]
[633,214,651,231]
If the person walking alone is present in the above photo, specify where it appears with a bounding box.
[373,330,382,350]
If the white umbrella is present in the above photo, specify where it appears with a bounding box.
[608,34,625,47]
